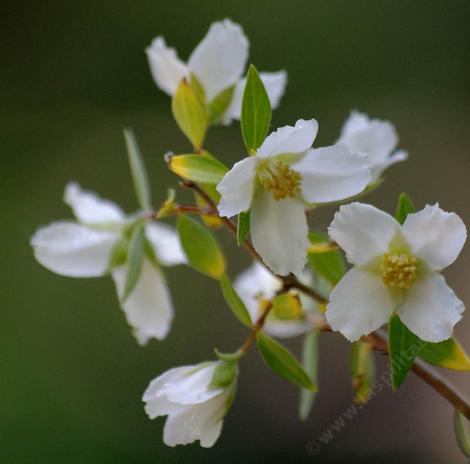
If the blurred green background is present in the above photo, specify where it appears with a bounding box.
[2,0,470,462]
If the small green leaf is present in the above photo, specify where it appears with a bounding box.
[214,348,244,363]
[396,192,416,225]
[418,338,470,371]
[122,222,146,301]
[189,73,206,104]
[209,85,235,124]
[210,360,238,389]
[299,330,319,421]
[350,341,376,404]
[123,128,152,211]
[388,315,426,389]
[241,65,272,153]
[220,273,253,328]
[177,215,225,279]
[107,236,128,271]
[172,79,208,150]
[272,293,302,320]
[168,154,228,184]
[237,211,250,245]
[257,332,317,391]
[454,410,470,458]
[308,231,346,286]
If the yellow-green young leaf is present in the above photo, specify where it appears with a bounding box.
[122,222,146,301]
[308,231,346,286]
[257,332,317,391]
[210,361,238,389]
[418,338,470,371]
[237,211,250,245]
[350,341,376,405]
[123,128,152,211]
[396,192,416,224]
[172,79,208,150]
[220,273,253,328]
[454,410,470,458]
[299,330,319,421]
[168,154,228,184]
[209,85,235,125]
[177,215,225,279]
[388,315,426,389]
[189,73,206,104]
[272,293,302,320]
[241,65,272,153]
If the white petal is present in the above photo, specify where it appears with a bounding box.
[64,182,125,224]
[146,36,188,96]
[264,319,312,339]
[257,119,318,158]
[223,70,287,124]
[251,191,309,276]
[337,111,398,166]
[188,19,248,102]
[368,149,407,183]
[234,262,282,321]
[402,204,467,271]
[326,268,395,341]
[328,203,401,266]
[112,260,174,344]
[216,157,257,217]
[398,273,464,342]
[31,221,117,277]
[145,222,187,267]
[292,145,371,203]
[143,365,196,402]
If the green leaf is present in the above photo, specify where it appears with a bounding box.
[272,293,302,320]
[237,211,250,245]
[107,236,128,271]
[241,65,272,153]
[418,338,470,371]
[220,273,253,328]
[189,73,206,104]
[122,222,146,301]
[350,341,376,404]
[210,360,238,389]
[208,85,235,124]
[257,332,317,391]
[123,128,152,211]
[299,330,319,421]
[396,192,416,225]
[388,315,426,389]
[168,154,228,184]
[454,410,470,458]
[177,215,225,279]
[307,231,346,286]
[172,79,208,150]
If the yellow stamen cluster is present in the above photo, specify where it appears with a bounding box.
[380,252,418,289]
[259,160,302,201]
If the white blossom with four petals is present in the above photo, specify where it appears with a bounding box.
[234,262,323,338]
[326,202,466,342]
[143,361,235,448]
[146,19,287,124]
[337,111,408,183]
[217,119,371,276]
[30,182,186,345]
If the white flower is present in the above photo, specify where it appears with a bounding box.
[216,119,371,276]
[143,361,235,448]
[326,202,466,342]
[337,111,408,183]
[234,262,323,338]
[30,182,186,345]
[146,19,287,124]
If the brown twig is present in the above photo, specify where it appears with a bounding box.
[240,301,273,353]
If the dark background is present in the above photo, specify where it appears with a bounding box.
[2,1,470,462]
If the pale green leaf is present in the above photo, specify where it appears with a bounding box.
[237,211,250,245]
[168,154,228,184]
[241,65,272,153]
[418,338,470,371]
[123,128,152,211]
[220,273,253,328]
[122,222,146,301]
[257,332,317,391]
[454,410,470,458]
[299,330,319,421]
[177,215,225,279]
[209,85,235,124]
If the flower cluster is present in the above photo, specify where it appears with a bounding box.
[30,19,468,454]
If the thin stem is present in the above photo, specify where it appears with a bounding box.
[179,180,470,419]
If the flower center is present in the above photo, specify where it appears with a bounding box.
[258,160,302,201]
[380,252,418,289]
